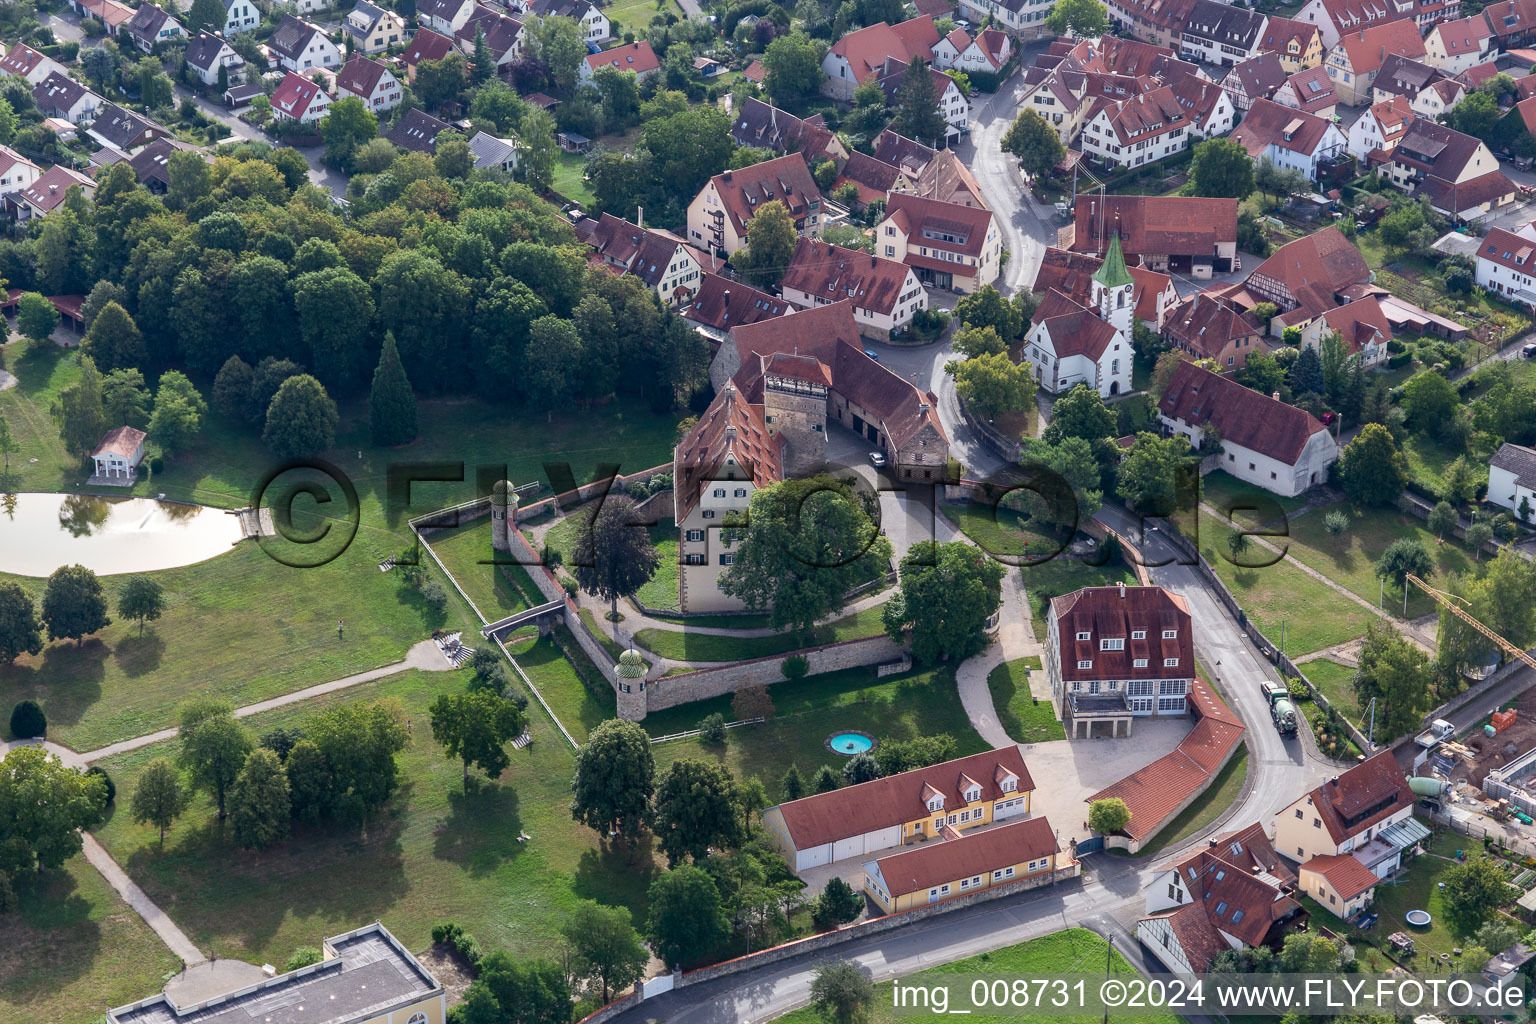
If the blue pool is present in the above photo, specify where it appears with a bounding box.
[828,732,874,756]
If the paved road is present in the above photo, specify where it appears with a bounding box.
[168,82,348,197]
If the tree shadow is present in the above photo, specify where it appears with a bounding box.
[1233,567,1261,591]
[0,640,108,732]
[2,864,100,996]
[114,631,165,678]
[572,837,659,920]
[432,780,526,877]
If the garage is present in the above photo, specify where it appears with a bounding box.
[795,844,832,871]
[993,796,1029,820]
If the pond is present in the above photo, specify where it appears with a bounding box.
[0,493,245,577]
[827,731,876,756]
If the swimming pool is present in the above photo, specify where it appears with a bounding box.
[827,731,875,756]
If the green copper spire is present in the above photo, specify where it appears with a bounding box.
[1092,232,1134,291]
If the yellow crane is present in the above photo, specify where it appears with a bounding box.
[1406,574,1536,673]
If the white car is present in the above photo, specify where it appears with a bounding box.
[869,452,888,467]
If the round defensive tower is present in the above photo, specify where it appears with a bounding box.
[490,479,515,552]
[615,648,648,722]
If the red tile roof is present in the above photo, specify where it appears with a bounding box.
[1050,584,1193,683]
[584,40,658,75]
[1317,0,1417,36]
[93,425,146,458]
[337,54,392,99]
[1303,852,1381,900]
[742,59,766,82]
[1294,749,1415,845]
[1031,246,1104,306]
[774,747,1034,851]
[871,816,1060,898]
[1334,20,1426,74]
[1072,195,1236,259]
[403,27,454,67]
[1230,97,1336,158]
[673,380,784,521]
[1089,679,1245,842]
[0,42,52,78]
[836,151,905,205]
[883,191,994,260]
[1259,16,1320,57]
[1249,225,1370,315]
[1130,264,1172,323]
[18,164,95,213]
[829,16,939,84]
[782,237,915,317]
[1430,14,1492,55]
[1164,293,1263,359]
[1031,288,1121,360]
[681,273,788,330]
[1321,296,1392,353]
[271,72,326,119]
[1478,225,1536,275]
[706,153,823,240]
[1157,360,1331,464]
[1280,66,1337,114]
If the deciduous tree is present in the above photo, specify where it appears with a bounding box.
[1001,109,1065,178]
[1352,621,1431,742]
[1089,797,1131,834]
[762,32,823,105]
[653,758,741,866]
[572,494,660,623]
[102,368,152,429]
[228,748,291,850]
[428,689,527,789]
[1442,856,1512,927]
[130,757,187,843]
[16,292,58,344]
[883,541,1004,664]
[953,285,1023,340]
[117,575,164,636]
[1189,137,1255,199]
[570,717,655,845]
[0,746,107,871]
[736,199,797,289]
[561,901,648,1002]
[0,581,41,664]
[262,374,338,459]
[946,350,1035,420]
[1116,432,1192,515]
[148,370,207,458]
[1338,423,1406,507]
[321,96,378,171]
[811,960,875,1024]
[41,564,110,646]
[646,864,729,969]
[178,698,252,821]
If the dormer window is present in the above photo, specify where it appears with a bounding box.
[1075,631,1091,641]
[1101,638,1124,651]
[964,786,981,802]
[1132,630,1146,640]
[926,795,944,811]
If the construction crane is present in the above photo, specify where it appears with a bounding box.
[1406,574,1536,673]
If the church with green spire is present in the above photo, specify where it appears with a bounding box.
[1091,233,1135,338]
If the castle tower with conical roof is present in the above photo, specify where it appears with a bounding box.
[614,647,648,721]
[1091,233,1135,338]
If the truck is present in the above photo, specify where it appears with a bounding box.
[1261,680,1297,736]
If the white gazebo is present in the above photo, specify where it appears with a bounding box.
[91,425,146,484]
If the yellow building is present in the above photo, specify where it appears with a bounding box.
[108,923,445,1024]
[764,747,1034,872]
[863,815,1065,913]
[1261,17,1324,71]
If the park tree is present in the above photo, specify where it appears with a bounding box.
[893,59,944,145]
[228,748,292,850]
[1254,158,1308,204]
[321,97,378,171]
[428,689,527,790]
[0,746,107,872]
[719,474,892,635]
[1189,137,1255,199]
[369,333,418,446]
[292,267,376,387]
[1353,621,1432,742]
[0,581,42,664]
[416,52,469,110]
[9,700,44,738]
[646,864,729,969]
[1046,0,1108,34]
[54,355,107,460]
[1043,383,1116,444]
[842,753,881,785]
[737,200,798,289]
[263,374,338,459]
[473,953,573,1024]
[763,32,823,106]
[306,698,409,822]
[528,14,586,91]
[117,575,164,636]
[732,685,775,724]
[953,285,1023,340]
[187,0,224,31]
[1338,423,1406,507]
[1442,856,1512,926]
[41,564,110,646]
[81,302,146,374]
[213,357,255,420]
[811,960,876,1024]
[814,764,841,793]
[130,757,187,843]
[1001,109,1066,178]
[947,351,1035,420]
[524,315,582,422]
[653,758,742,866]
[883,541,1004,664]
[178,698,252,821]
[1428,501,1458,540]
[1375,537,1433,591]
[951,324,1008,359]
[1467,520,1495,561]
[148,371,208,458]
[1089,797,1131,834]
[572,494,661,624]
[17,292,59,344]
[561,901,648,1002]
[1117,432,1193,515]
[1015,435,1104,530]
[284,740,332,825]
[1148,350,1187,405]
[571,718,655,845]
[102,369,152,430]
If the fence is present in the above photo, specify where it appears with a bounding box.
[1428,809,1536,861]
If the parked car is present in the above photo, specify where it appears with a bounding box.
[864,348,879,361]
[869,451,887,467]
[1523,342,1536,358]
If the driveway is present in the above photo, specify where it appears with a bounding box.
[171,83,348,197]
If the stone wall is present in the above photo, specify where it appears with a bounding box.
[644,635,906,711]
[509,526,618,676]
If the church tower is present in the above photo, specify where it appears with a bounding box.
[1091,233,1135,338]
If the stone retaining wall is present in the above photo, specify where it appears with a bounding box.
[645,635,907,711]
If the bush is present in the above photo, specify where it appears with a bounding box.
[1286,678,1311,702]
[284,946,322,971]
[1388,351,1412,369]
[9,699,45,739]
[1387,338,1406,353]
[559,574,579,597]
[419,580,449,612]
[1323,509,1349,535]
[698,712,726,744]
[431,922,459,944]
[85,765,115,804]
[782,654,809,680]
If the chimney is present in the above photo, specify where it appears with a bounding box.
[1118,581,1126,598]
[723,169,732,182]
[1272,390,1281,400]
[722,288,731,307]
[870,255,877,267]
[919,402,930,413]
[636,205,643,229]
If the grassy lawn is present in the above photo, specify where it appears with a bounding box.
[773,928,1180,1024]
[0,856,183,1024]
[643,610,776,628]
[602,0,684,38]
[647,664,988,790]
[517,632,614,742]
[634,603,888,662]
[1132,744,1249,859]
[552,152,594,206]
[634,526,679,611]
[941,501,1060,559]
[0,335,80,492]
[1199,510,1376,658]
[1281,504,1475,619]
[0,543,478,752]
[1366,834,1504,969]
[1299,656,1360,723]
[89,666,654,973]
[425,519,533,621]
[1402,433,1462,500]
[1198,470,1308,526]
[985,657,1065,744]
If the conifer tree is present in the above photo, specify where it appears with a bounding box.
[369,333,419,446]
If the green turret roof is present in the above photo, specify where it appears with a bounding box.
[1092,233,1134,291]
